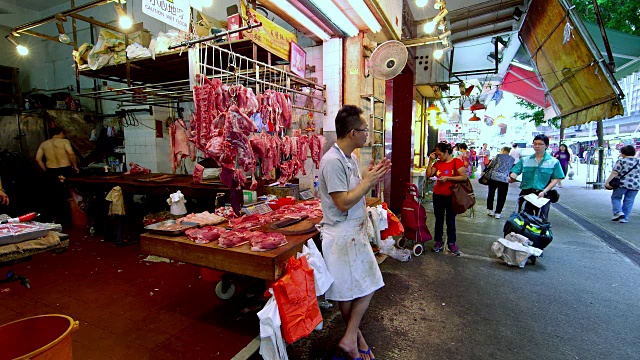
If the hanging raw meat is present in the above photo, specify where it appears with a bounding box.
[169,118,194,173]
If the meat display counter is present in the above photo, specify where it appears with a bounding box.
[140,218,320,299]
[140,198,381,299]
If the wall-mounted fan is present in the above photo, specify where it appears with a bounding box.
[368,40,408,80]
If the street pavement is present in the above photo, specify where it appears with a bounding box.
[282,169,640,360]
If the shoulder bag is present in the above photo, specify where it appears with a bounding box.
[479,157,495,185]
[609,159,639,189]
[450,159,476,214]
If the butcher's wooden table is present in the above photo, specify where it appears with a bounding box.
[140,219,321,281]
[140,198,381,281]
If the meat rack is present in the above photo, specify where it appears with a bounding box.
[77,40,326,120]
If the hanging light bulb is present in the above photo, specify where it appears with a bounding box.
[56,17,70,44]
[423,20,437,34]
[434,0,445,9]
[433,48,443,59]
[6,35,28,56]
[416,0,429,7]
[114,2,133,30]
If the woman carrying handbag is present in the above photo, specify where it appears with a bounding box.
[605,145,640,223]
[484,147,515,219]
[425,142,468,255]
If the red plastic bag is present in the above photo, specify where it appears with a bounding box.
[380,202,404,239]
[272,256,322,344]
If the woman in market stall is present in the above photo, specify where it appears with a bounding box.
[318,105,390,360]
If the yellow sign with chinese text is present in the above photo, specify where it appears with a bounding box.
[240,3,297,61]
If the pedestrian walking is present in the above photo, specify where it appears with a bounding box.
[425,142,468,255]
[456,143,473,178]
[318,105,391,360]
[485,147,515,219]
[478,143,491,173]
[470,147,478,168]
[553,143,572,187]
[605,145,640,224]
[509,135,565,221]
[509,143,520,162]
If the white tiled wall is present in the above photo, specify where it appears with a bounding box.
[124,113,159,172]
[323,38,343,132]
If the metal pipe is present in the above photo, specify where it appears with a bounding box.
[68,13,124,34]
[20,30,75,46]
[168,23,263,50]
[89,19,100,113]
[590,0,616,72]
[12,0,114,33]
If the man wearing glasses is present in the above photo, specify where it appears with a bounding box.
[317,105,391,360]
[509,134,565,220]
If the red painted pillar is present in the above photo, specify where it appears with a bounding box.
[384,66,415,212]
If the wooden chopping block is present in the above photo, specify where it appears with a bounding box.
[269,220,316,235]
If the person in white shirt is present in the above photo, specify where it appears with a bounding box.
[509,143,521,162]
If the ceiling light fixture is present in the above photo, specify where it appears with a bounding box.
[346,0,381,33]
[422,8,448,34]
[6,35,28,56]
[271,0,331,41]
[487,51,503,64]
[469,99,486,111]
[416,0,429,7]
[55,14,70,44]
[434,0,446,9]
[513,7,523,21]
[492,36,508,51]
[469,112,481,122]
[427,102,441,115]
[309,0,359,37]
[433,46,452,59]
[114,1,132,30]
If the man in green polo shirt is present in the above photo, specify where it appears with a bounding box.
[509,134,565,220]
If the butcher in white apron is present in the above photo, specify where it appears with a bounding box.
[317,105,391,360]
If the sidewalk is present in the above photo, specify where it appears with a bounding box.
[283,172,640,360]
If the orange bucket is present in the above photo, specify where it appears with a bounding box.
[0,314,79,360]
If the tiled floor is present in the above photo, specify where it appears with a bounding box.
[0,227,259,359]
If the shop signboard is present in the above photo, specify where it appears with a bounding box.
[290,41,306,78]
[142,0,190,32]
[240,2,297,61]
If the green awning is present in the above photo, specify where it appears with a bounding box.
[583,22,640,80]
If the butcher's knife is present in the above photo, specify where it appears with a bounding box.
[271,215,309,229]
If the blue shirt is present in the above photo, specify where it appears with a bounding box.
[510,152,565,190]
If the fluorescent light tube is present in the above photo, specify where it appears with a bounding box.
[271,0,331,41]
[309,0,359,37]
[346,0,381,33]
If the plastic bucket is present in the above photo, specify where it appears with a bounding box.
[0,314,79,360]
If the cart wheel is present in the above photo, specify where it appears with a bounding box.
[215,281,236,300]
[529,256,537,265]
[412,243,424,257]
[396,237,406,249]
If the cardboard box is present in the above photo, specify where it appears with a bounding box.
[194,11,227,37]
[227,14,243,41]
[264,184,299,199]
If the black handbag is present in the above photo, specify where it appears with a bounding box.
[479,158,494,186]
[608,160,639,190]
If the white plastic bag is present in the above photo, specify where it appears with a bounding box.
[379,237,411,262]
[257,289,288,360]
[492,236,543,268]
[167,190,187,216]
[297,239,334,296]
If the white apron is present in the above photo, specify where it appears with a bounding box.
[319,145,384,301]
